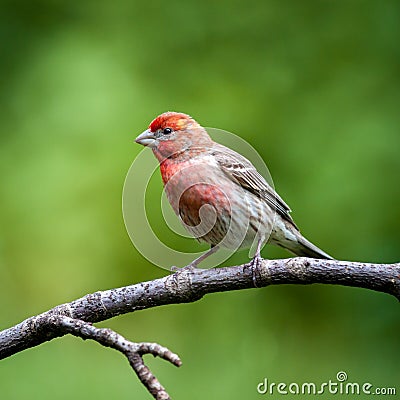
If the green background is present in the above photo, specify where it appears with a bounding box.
[0,1,399,398]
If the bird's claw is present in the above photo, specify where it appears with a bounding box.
[170,263,204,273]
[247,253,264,288]
[249,253,263,269]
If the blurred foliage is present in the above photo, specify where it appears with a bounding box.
[0,1,399,399]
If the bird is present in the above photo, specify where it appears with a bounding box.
[135,111,332,270]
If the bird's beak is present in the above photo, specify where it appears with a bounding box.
[135,129,156,147]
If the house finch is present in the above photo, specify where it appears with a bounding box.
[135,112,332,269]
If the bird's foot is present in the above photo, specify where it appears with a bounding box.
[246,253,264,288]
[249,253,263,269]
[170,246,219,272]
[170,263,204,273]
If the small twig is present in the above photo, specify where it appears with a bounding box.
[48,315,181,400]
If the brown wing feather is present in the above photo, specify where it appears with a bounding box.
[211,143,298,230]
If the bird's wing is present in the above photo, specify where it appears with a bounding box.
[211,143,298,230]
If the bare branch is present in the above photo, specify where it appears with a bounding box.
[46,315,181,400]
[1,257,399,398]
[1,257,399,360]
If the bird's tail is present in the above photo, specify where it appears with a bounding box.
[285,232,333,260]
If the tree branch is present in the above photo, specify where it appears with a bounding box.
[48,315,181,400]
[1,257,399,399]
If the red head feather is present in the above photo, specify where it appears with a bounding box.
[149,112,194,132]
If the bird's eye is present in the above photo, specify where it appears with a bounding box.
[163,127,173,135]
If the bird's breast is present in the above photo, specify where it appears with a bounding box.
[159,157,230,220]
[158,156,266,249]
